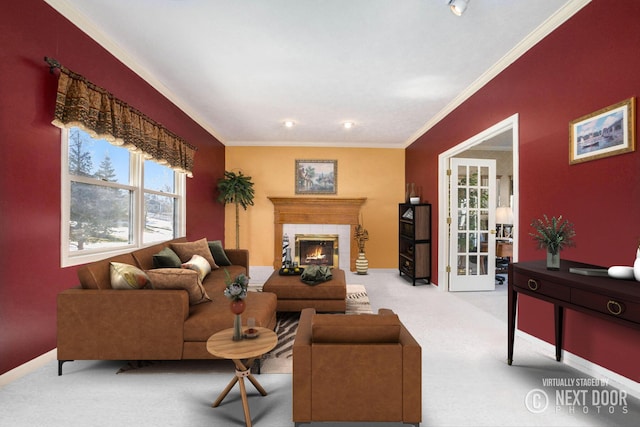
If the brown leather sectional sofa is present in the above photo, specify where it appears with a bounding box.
[56,237,277,375]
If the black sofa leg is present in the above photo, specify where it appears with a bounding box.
[58,360,73,376]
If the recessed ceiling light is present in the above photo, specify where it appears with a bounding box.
[342,121,355,129]
[283,120,295,128]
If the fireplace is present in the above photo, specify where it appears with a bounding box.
[295,234,339,268]
[268,197,367,271]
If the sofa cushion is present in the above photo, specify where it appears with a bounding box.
[153,247,182,268]
[312,313,401,343]
[208,240,232,266]
[147,268,211,305]
[110,262,151,290]
[181,254,211,281]
[171,238,218,270]
[183,291,277,341]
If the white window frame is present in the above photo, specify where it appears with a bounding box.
[60,127,186,267]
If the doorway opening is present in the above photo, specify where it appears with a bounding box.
[437,114,519,292]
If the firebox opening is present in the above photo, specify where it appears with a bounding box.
[295,234,339,268]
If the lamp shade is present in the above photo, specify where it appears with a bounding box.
[448,0,470,16]
[496,207,514,224]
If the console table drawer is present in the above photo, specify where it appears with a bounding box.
[512,272,570,302]
[571,289,640,323]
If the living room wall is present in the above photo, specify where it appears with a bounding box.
[406,0,640,381]
[224,146,405,268]
[0,0,226,375]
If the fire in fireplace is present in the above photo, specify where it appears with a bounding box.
[295,234,339,268]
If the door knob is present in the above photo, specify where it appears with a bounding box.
[490,230,497,234]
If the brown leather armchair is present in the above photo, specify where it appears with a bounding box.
[292,308,421,426]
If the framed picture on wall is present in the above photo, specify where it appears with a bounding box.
[569,97,635,164]
[295,160,337,194]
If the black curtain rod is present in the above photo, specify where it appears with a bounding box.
[44,56,61,74]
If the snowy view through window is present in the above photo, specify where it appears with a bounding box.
[66,127,179,253]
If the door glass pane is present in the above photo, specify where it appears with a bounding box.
[458,188,467,208]
[469,255,478,275]
[469,188,478,208]
[457,166,467,185]
[457,234,467,252]
[469,211,477,231]
[457,255,467,275]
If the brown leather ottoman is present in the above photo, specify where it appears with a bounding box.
[263,268,346,312]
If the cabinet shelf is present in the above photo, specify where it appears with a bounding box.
[398,203,431,286]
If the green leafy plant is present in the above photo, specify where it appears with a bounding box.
[217,170,255,249]
[530,214,576,255]
[223,269,249,301]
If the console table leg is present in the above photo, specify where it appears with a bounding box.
[555,304,564,362]
[507,284,517,365]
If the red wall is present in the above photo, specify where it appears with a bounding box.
[407,0,640,381]
[0,0,226,375]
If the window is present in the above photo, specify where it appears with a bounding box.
[61,127,186,267]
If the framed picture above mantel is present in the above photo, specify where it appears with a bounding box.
[295,159,337,194]
[569,97,635,164]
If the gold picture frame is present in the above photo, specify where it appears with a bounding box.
[295,160,337,194]
[569,97,635,164]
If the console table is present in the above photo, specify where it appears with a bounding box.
[508,259,640,365]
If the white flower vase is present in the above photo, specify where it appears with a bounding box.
[356,252,369,275]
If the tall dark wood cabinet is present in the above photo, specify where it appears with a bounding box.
[399,203,431,285]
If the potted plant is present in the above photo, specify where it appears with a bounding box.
[217,170,255,249]
[354,223,369,275]
[530,214,576,270]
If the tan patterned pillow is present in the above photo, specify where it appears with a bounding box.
[146,268,211,305]
[170,238,218,269]
[110,262,151,289]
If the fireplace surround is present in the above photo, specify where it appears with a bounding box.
[268,197,366,271]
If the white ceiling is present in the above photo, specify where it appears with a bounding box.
[45,0,589,148]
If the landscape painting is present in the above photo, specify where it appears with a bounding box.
[295,160,337,194]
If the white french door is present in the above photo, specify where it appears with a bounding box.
[449,158,497,291]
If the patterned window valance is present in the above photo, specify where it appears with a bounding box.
[47,58,196,177]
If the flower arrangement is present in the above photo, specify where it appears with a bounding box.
[354,223,369,254]
[223,269,249,301]
[530,214,576,255]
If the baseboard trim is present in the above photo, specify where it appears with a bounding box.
[516,330,640,399]
[0,349,57,388]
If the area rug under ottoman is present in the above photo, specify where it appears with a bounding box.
[259,284,372,374]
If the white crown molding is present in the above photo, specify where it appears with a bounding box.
[403,0,592,148]
[225,140,404,149]
[43,0,225,144]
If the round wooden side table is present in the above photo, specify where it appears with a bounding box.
[206,326,277,427]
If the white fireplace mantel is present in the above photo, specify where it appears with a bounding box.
[268,197,367,271]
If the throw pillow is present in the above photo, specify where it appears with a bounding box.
[170,238,218,270]
[152,247,182,268]
[181,254,212,281]
[110,262,151,290]
[146,268,211,305]
[208,240,232,266]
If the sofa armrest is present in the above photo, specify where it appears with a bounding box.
[57,288,189,361]
[400,324,422,423]
[224,249,249,277]
[292,308,315,422]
